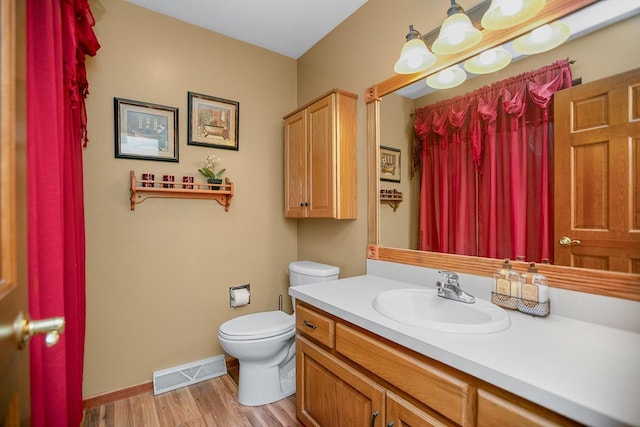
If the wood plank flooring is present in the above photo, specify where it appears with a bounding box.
[82,374,301,427]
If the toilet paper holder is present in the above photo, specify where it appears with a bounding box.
[229,284,251,307]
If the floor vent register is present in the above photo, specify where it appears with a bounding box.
[152,354,227,395]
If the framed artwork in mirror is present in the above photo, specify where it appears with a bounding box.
[114,98,179,162]
[380,145,401,183]
[187,92,239,151]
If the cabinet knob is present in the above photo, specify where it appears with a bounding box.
[305,202,309,207]
[300,202,305,207]
[387,422,394,427]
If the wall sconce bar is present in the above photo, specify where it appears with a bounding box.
[370,0,598,102]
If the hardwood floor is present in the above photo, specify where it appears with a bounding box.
[82,374,301,427]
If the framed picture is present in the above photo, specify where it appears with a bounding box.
[187,92,239,151]
[380,146,401,183]
[114,98,179,162]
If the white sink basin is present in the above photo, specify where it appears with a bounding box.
[373,288,510,334]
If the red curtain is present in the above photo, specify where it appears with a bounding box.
[413,59,572,263]
[26,0,99,425]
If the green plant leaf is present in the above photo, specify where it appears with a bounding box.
[198,168,214,178]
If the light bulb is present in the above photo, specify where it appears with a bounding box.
[531,24,553,43]
[433,13,482,55]
[500,0,523,16]
[394,26,437,74]
[464,47,511,74]
[479,49,497,64]
[407,56,422,68]
[513,21,571,55]
[439,69,454,83]
[426,65,467,89]
[444,23,467,45]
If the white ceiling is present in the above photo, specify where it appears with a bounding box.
[123,0,368,59]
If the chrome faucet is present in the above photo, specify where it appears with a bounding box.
[436,271,475,304]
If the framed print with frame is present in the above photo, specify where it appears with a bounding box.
[187,92,239,151]
[114,98,179,162]
[380,145,401,183]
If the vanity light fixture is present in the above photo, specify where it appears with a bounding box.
[513,21,571,55]
[394,25,437,74]
[426,64,467,89]
[463,46,512,74]
[432,0,483,55]
[481,0,546,30]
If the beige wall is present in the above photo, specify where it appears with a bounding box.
[379,93,419,250]
[83,0,298,396]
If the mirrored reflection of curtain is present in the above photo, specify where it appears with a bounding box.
[26,0,99,425]
[413,59,572,263]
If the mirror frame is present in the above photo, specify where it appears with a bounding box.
[365,0,640,301]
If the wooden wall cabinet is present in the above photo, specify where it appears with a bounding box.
[283,89,357,219]
[296,302,579,427]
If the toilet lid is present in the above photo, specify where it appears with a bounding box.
[219,310,295,340]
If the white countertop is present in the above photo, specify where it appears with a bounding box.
[290,274,640,427]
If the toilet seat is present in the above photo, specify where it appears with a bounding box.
[219,310,295,340]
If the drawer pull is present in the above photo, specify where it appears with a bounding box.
[387,422,394,427]
[371,410,379,427]
[303,320,318,329]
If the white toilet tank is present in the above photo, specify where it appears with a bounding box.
[289,261,339,287]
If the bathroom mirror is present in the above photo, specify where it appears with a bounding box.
[366,0,640,300]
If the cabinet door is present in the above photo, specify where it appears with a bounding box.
[306,94,335,218]
[284,109,308,217]
[386,392,448,427]
[297,335,385,427]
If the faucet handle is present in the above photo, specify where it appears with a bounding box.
[438,270,459,284]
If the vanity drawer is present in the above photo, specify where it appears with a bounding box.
[477,389,576,427]
[296,303,335,349]
[336,322,471,426]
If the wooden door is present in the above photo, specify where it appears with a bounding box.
[284,109,308,218]
[307,95,335,218]
[296,335,385,427]
[1,0,28,424]
[554,68,640,272]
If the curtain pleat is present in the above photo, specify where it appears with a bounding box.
[413,59,572,263]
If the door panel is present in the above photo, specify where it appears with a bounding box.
[1,0,28,424]
[554,68,640,272]
[307,95,335,218]
[284,110,307,217]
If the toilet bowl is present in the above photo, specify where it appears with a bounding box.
[218,311,296,406]
[218,261,339,406]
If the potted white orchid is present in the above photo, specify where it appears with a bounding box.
[199,154,226,190]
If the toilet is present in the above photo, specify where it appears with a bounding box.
[218,261,339,406]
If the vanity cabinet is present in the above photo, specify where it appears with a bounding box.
[283,89,357,219]
[296,301,579,427]
[297,336,386,426]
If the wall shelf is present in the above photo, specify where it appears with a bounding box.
[129,171,234,211]
[380,189,403,212]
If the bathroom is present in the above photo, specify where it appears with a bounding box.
[5,0,639,425]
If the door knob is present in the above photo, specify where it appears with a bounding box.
[0,311,65,349]
[559,236,581,246]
